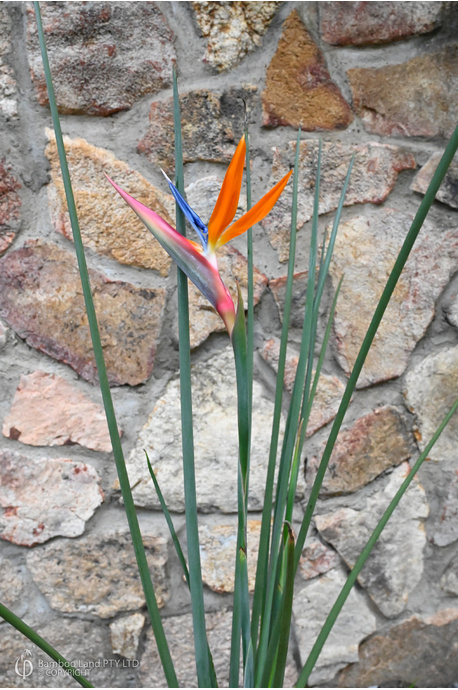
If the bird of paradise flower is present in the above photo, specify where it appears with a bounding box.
[106,137,291,336]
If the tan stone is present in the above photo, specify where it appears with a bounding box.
[321,1,444,46]
[348,45,458,138]
[193,1,280,71]
[262,10,352,130]
[0,450,103,546]
[46,131,173,275]
[199,520,261,593]
[0,241,166,386]
[110,613,145,659]
[260,339,346,436]
[138,85,258,170]
[0,160,21,255]
[26,2,175,115]
[27,530,168,618]
[307,406,414,495]
[262,140,415,261]
[336,609,458,688]
[3,370,116,452]
[411,150,458,210]
[329,209,458,387]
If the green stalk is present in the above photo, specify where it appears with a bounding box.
[0,603,93,688]
[145,451,190,589]
[244,126,254,428]
[230,287,251,687]
[256,142,321,686]
[296,396,458,687]
[172,67,212,688]
[34,4,177,685]
[251,128,302,650]
[296,122,458,560]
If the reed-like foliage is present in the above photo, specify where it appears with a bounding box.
[1,5,457,688]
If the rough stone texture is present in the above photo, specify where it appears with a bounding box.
[0,450,103,546]
[110,613,145,660]
[298,539,340,581]
[307,406,415,496]
[0,558,26,609]
[411,150,458,210]
[329,210,458,387]
[46,131,174,275]
[335,609,458,688]
[199,520,260,593]
[127,347,286,512]
[188,245,268,348]
[262,141,415,261]
[320,1,443,46]
[193,1,280,72]
[140,610,232,688]
[262,10,352,130]
[260,338,346,436]
[0,319,8,350]
[0,617,132,688]
[432,472,458,546]
[138,86,257,170]
[269,271,310,328]
[3,370,115,452]
[0,5,18,118]
[0,160,21,255]
[348,46,458,138]
[315,463,429,617]
[294,567,377,685]
[404,346,458,463]
[27,530,168,618]
[26,2,175,116]
[0,241,166,386]
[441,557,458,596]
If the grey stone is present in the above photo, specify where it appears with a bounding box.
[315,463,429,617]
[262,141,415,261]
[411,150,458,210]
[0,5,18,118]
[404,345,458,463]
[329,210,458,387]
[109,613,145,660]
[432,472,458,546]
[126,347,287,512]
[294,567,377,686]
[441,557,458,596]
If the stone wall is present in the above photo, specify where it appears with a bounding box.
[1,2,458,687]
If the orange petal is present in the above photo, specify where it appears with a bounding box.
[215,170,293,249]
[207,137,246,248]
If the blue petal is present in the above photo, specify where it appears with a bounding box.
[162,170,208,249]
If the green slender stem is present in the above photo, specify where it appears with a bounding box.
[244,126,254,427]
[146,451,190,588]
[255,141,321,686]
[297,123,458,557]
[34,4,177,686]
[172,67,212,688]
[296,396,458,687]
[251,128,301,652]
[230,288,251,687]
[0,603,93,688]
